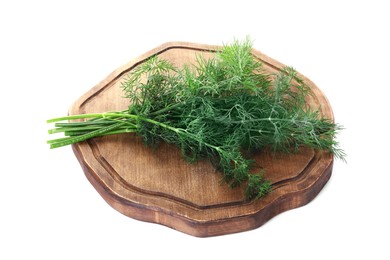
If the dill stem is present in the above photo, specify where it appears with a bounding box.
[46,112,136,123]
[148,102,184,116]
[54,121,114,127]
[49,121,127,149]
[47,112,187,148]
[48,125,104,134]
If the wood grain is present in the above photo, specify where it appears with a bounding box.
[69,42,334,237]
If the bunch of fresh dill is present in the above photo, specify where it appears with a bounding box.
[47,39,344,200]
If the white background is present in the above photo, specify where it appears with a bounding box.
[1,0,389,259]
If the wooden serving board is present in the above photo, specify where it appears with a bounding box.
[70,42,334,237]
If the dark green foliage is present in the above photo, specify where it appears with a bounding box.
[47,38,344,200]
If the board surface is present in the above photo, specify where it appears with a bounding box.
[70,42,334,237]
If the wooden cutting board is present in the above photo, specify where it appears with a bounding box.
[69,42,334,237]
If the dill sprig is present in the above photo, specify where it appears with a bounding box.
[47,38,344,200]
